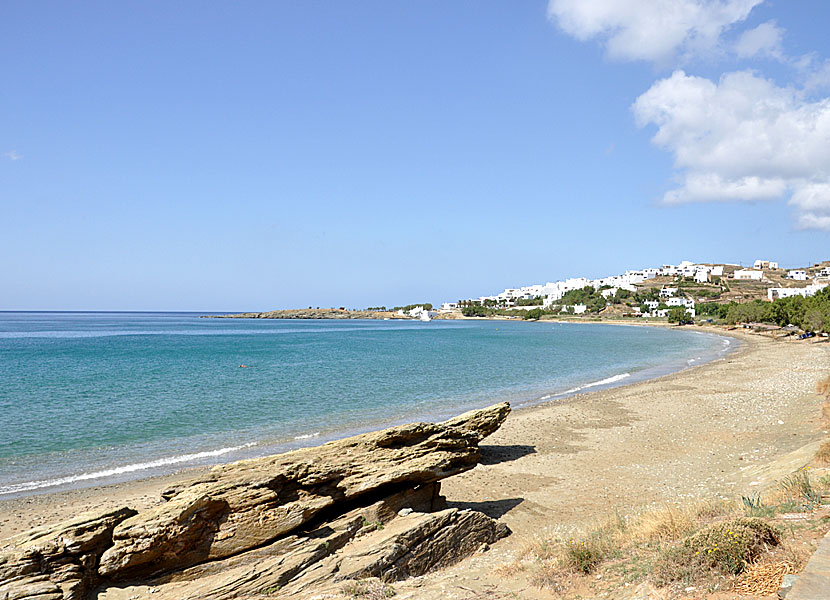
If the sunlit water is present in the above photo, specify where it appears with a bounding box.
[0,312,733,497]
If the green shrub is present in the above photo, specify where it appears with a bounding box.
[562,538,606,574]
[654,518,779,584]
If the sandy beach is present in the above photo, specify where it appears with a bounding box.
[1,327,828,598]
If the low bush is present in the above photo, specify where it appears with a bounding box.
[654,518,779,584]
[562,536,607,574]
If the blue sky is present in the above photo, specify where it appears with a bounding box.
[2,1,829,311]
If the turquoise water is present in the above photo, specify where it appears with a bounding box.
[0,312,733,497]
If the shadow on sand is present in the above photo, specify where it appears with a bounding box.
[478,444,536,465]
[446,497,524,520]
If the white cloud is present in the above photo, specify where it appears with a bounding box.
[633,70,830,230]
[3,150,22,161]
[803,58,830,92]
[547,0,762,64]
[735,20,784,60]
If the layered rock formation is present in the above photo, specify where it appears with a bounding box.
[0,403,511,600]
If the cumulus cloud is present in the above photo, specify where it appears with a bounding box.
[547,0,762,63]
[3,150,22,161]
[735,20,784,60]
[633,70,830,229]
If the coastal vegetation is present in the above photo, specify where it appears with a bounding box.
[391,303,433,311]
[552,286,608,312]
[701,288,830,332]
[503,468,830,598]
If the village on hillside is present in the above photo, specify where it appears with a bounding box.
[426,260,830,327]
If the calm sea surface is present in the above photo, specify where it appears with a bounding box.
[0,312,733,497]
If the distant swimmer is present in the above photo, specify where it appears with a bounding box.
[239,364,249,368]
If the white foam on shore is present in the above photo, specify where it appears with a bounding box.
[555,372,632,397]
[0,442,257,496]
[294,432,320,440]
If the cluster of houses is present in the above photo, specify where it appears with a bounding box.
[441,259,830,319]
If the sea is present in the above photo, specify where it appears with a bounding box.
[0,312,735,498]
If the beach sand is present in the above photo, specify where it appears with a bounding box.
[1,327,828,598]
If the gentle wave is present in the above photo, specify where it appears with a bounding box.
[557,372,632,396]
[0,443,257,496]
[294,432,320,440]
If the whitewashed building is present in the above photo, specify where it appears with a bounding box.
[768,283,828,301]
[787,270,807,281]
[666,297,695,309]
[734,269,764,281]
[754,260,779,269]
[659,287,678,298]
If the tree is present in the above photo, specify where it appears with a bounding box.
[462,305,490,317]
[667,306,687,323]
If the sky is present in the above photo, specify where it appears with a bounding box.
[1,1,829,311]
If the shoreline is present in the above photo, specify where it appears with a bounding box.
[0,325,774,542]
[0,322,732,503]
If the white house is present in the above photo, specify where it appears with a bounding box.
[694,270,709,283]
[559,304,588,315]
[818,267,830,278]
[644,300,660,310]
[754,260,779,270]
[768,283,828,301]
[711,266,724,277]
[666,297,695,308]
[734,269,764,281]
[440,302,458,311]
[659,287,678,298]
[787,270,807,281]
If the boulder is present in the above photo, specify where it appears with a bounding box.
[1,402,512,600]
[0,507,136,600]
[93,484,510,600]
[98,402,510,580]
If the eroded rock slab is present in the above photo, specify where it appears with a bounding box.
[0,507,136,600]
[94,484,509,600]
[1,402,512,600]
[97,402,510,580]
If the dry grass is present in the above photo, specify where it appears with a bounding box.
[341,578,396,599]
[628,501,735,544]
[521,501,738,589]
[732,560,796,595]
[818,375,830,400]
[815,440,830,464]
[507,471,830,597]
[496,467,830,598]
